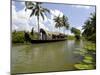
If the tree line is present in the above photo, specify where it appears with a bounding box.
[82,12,96,43]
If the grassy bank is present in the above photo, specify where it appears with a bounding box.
[67,35,75,40]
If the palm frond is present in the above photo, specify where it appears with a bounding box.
[25,1,34,11]
[40,12,44,20]
[43,8,50,13]
[30,9,36,17]
[35,9,39,16]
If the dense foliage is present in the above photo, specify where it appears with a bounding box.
[12,31,25,43]
[31,27,34,35]
[82,13,96,43]
[71,27,81,40]
[54,15,69,34]
[12,30,39,43]
[67,35,75,40]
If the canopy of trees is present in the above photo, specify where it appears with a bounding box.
[12,31,25,43]
[71,27,81,40]
[82,12,96,43]
[54,15,69,34]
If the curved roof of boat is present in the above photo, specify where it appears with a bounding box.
[40,28,62,36]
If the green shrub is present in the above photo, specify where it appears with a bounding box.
[12,31,25,43]
[67,35,75,40]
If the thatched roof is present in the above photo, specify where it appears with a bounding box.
[40,28,61,36]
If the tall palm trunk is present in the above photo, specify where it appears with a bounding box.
[25,2,50,40]
[59,27,60,32]
[37,15,39,33]
[67,30,69,36]
[37,4,40,39]
[37,14,40,39]
[63,28,65,35]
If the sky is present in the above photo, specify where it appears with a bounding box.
[12,1,95,35]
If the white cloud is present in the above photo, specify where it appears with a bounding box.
[12,1,34,32]
[12,1,18,31]
[12,1,65,33]
[50,9,63,18]
[12,1,50,32]
[76,26,84,33]
[12,24,18,31]
[76,26,82,30]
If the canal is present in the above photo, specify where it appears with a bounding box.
[11,40,87,74]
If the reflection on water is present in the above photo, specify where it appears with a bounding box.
[11,40,86,74]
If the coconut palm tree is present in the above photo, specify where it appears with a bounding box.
[25,1,35,11]
[54,16,63,32]
[54,15,69,34]
[82,12,96,42]
[25,1,50,39]
[62,15,69,34]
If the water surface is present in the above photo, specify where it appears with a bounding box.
[11,40,86,74]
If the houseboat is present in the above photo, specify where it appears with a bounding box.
[31,28,66,43]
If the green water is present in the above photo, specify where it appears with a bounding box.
[11,40,87,74]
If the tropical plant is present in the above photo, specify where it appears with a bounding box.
[12,31,25,43]
[71,27,81,40]
[25,1,50,39]
[54,15,69,34]
[31,27,34,35]
[25,1,34,11]
[54,16,63,32]
[62,15,69,34]
[12,31,39,43]
[82,12,96,42]
[24,31,31,42]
